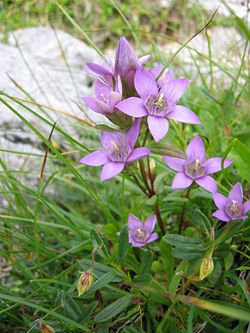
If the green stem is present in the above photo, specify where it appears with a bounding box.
[179,187,192,233]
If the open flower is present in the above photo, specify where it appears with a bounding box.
[83,77,122,116]
[80,119,150,181]
[164,136,232,193]
[86,36,149,87]
[212,183,250,221]
[116,66,200,142]
[128,214,158,247]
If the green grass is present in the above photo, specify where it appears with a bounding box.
[0,1,250,332]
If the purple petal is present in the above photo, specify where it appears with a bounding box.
[134,66,158,99]
[130,240,146,248]
[116,97,147,117]
[144,215,156,234]
[108,91,122,109]
[80,151,109,166]
[125,119,141,149]
[150,64,164,79]
[115,75,122,94]
[127,147,151,162]
[128,214,143,230]
[114,36,138,78]
[243,200,250,214]
[139,54,150,65]
[240,215,249,220]
[146,232,158,244]
[212,209,231,222]
[172,172,193,189]
[95,80,112,98]
[186,136,206,161]
[86,62,113,76]
[163,70,175,84]
[83,96,112,114]
[213,193,227,209]
[167,105,201,124]
[165,79,190,101]
[147,115,169,142]
[229,183,243,205]
[100,162,125,181]
[163,156,185,171]
[195,176,217,193]
[205,157,233,174]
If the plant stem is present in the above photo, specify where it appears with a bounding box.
[153,203,165,235]
[132,175,148,195]
[179,187,191,233]
[139,160,152,194]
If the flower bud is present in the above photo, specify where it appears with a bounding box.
[40,323,55,333]
[199,256,214,280]
[77,271,94,296]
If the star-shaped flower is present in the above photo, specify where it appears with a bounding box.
[127,214,158,247]
[116,66,200,142]
[212,183,250,221]
[80,120,150,181]
[164,136,232,193]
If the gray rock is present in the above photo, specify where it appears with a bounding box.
[0,26,104,191]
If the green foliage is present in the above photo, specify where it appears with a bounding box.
[0,1,250,332]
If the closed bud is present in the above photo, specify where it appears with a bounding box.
[40,323,55,333]
[199,256,214,280]
[148,159,156,174]
[77,271,94,296]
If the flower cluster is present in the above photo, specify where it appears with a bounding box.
[80,36,249,247]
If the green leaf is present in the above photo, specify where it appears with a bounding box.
[224,251,234,270]
[181,296,250,322]
[231,140,250,183]
[85,271,117,296]
[133,273,152,284]
[193,209,212,235]
[117,225,129,265]
[139,249,153,274]
[160,239,174,283]
[164,234,209,260]
[215,220,243,245]
[169,261,188,295]
[164,234,208,249]
[0,293,89,331]
[94,295,133,323]
[90,228,110,258]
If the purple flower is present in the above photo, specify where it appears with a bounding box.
[86,37,149,87]
[80,119,150,181]
[85,61,114,87]
[83,77,122,115]
[163,136,233,193]
[116,66,200,142]
[212,183,250,222]
[114,36,149,87]
[128,214,158,247]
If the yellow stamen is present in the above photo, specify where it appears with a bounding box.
[136,228,146,240]
[155,93,164,106]
[230,200,238,213]
[110,140,119,152]
[194,159,200,170]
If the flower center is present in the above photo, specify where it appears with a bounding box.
[110,140,120,153]
[146,93,168,115]
[103,135,129,162]
[230,200,239,214]
[225,199,242,219]
[135,228,147,241]
[185,159,205,179]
